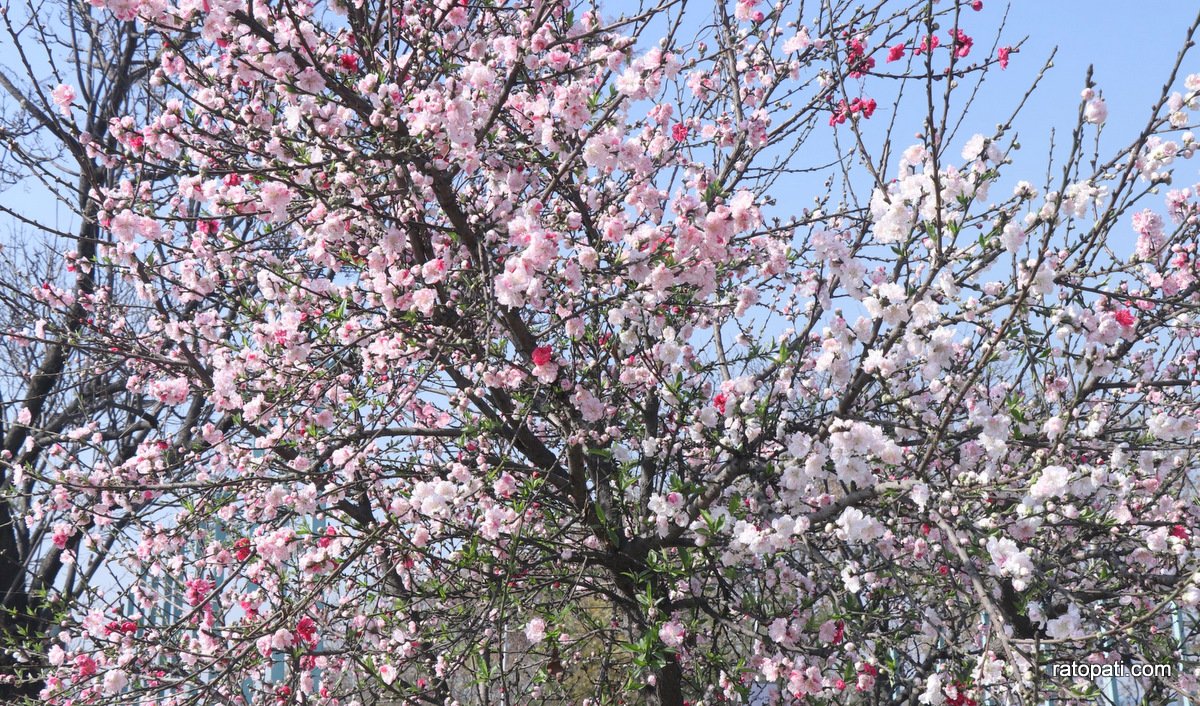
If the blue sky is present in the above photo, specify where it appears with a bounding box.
[970,3,1200,175]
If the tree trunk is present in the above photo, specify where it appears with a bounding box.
[651,655,685,706]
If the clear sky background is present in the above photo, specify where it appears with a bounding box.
[963,2,1200,182]
[895,1,1200,259]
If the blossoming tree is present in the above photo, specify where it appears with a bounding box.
[5,0,1200,703]
[0,2,207,699]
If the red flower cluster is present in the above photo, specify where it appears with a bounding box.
[532,345,553,366]
[949,29,974,59]
[844,37,876,78]
[296,616,318,645]
[104,619,138,635]
[913,34,940,55]
[946,683,978,706]
[830,97,878,125]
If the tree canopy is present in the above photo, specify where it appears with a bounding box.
[1,0,1200,704]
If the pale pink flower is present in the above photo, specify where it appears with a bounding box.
[102,669,129,695]
[524,617,547,643]
[1084,97,1108,125]
[51,84,75,116]
[412,288,438,315]
[658,620,686,647]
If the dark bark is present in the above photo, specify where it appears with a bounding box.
[651,656,685,706]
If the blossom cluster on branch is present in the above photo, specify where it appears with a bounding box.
[2,0,1200,704]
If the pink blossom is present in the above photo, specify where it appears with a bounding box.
[148,376,190,404]
[184,578,214,606]
[74,654,97,678]
[271,627,294,650]
[102,669,129,695]
[998,46,1012,69]
[524,617,547,643]
[259,182,293,222]
[658,620,686,647]
[1084,97,1108,124]
[914,34,940,55]
[949,29,973,58]
[22,3,1200,704]
[51,523,72,549]
[531,346,553,366]
[51,84,75,116]
[412,288,438,315]
[493,472,517,498]
[295,616,318,645]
